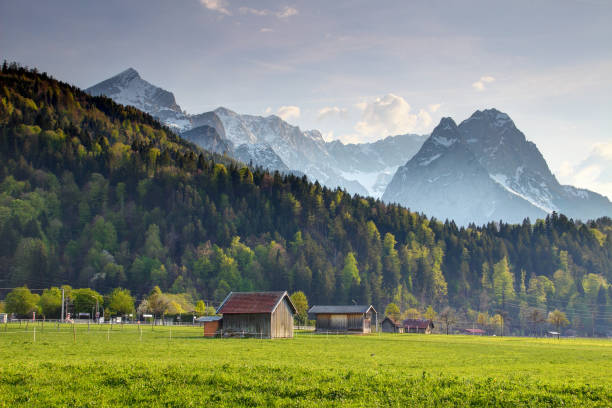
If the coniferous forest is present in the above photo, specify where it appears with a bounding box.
[1,63,611,335]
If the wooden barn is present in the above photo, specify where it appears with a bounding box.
[216,291,296,339]
[381,316,404,333]
[196,315,223,337]
[308,305,377,333]
[403,318,434,334]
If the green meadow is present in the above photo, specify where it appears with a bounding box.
[1,324,611,407]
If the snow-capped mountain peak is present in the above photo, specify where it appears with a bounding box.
[86,68,190,131]
[383,111,612,225]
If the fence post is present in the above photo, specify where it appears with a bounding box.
[33,327,36,343]
[107,326,110,341]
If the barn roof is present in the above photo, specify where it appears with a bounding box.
[216,291,296,314]
[464,328,485,334]
[381,316,403,327]
[403,319,434,329]
[308,305,376,315]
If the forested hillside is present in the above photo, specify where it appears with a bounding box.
[1,63,611,334]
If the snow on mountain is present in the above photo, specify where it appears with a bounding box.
[86,68,192,131]
[383,109,612,225]
[85,69,423,196]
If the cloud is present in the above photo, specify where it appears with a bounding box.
[354,94,433,140]
[276,105,301,121]
[317,106,348,120]
[276,6,298,18]
[239,7,269,16]
[200,0,231,15]
[264,107,273,115]
[556,142,612,200]
[472,75,495,91]
[238,5,298,19]
[428,103,442,113]
[260,28,274,33]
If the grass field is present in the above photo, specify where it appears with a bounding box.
[1,323,611,407]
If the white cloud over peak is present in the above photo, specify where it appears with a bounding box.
[472,75,495,91]
[276,105,301,121]
[317,106,348,120]
[238,5,298,19]
[556,142,612,200]
[200,0,231,15]
[428,103,442,113]
[354,94,433,140]
[276,6,298,18]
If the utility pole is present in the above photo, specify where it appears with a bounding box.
[61,288,65,323]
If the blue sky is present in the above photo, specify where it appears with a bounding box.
[1,0,611,198]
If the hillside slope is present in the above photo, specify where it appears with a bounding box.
[2,64,611,326]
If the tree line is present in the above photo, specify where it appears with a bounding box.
[1,62,611,336]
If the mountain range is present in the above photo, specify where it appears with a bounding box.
[87,69,612,225]
[383,110,612,225]
[86,68,425,198]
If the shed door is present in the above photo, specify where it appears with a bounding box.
[330,314,348,330]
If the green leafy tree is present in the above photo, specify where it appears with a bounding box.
[492,257,515,310]
[38,287,62,318]
[548,309,569,333]
[5,287,40,317]
[385,302,401,321]
[290,291,309,325]
[107,288,135,316]
[71,288,103,315]
[195,300,207,316]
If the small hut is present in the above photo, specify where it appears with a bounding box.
[381,316,404,333]
[403,318,434,334]
[464,328,485,335]
[216,291,296,338]
[308,305,377,333]
[196,315,223,337]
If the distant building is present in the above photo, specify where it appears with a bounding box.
[308,305,377,333]
[403,319,434,334]
[464,328,485,335]
[196,315,223,337]
[381,316,404,333]
[216,291,296,339]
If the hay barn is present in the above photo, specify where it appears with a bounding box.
[403,319,434,334]
[381,316,404,333]
[216,291,296,339]
[308,305,377,333]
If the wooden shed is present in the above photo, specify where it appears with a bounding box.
[308,305,377,333]
[216,291,296,339]
[381,316,404,333]
[403,318,434,334]
[196,315,223,337]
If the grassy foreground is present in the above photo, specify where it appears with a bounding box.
[0,324,611,407]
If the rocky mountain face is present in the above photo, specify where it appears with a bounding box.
[383,109,612,225]
[85,68,191,131]
[86,69,425,197]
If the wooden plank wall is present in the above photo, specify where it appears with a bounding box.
[223,313,271,338]
[270,298,294,338]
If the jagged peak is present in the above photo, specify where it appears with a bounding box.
[435,117,458,131]
[464,108,514,129]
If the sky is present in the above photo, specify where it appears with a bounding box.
[1,0,611,199]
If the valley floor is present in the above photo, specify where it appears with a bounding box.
[0,324,611,407]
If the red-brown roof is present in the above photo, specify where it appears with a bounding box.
[382,316,402,328]
[403,319,434,329]
[216,291,296,314]
[464,328,485,334]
